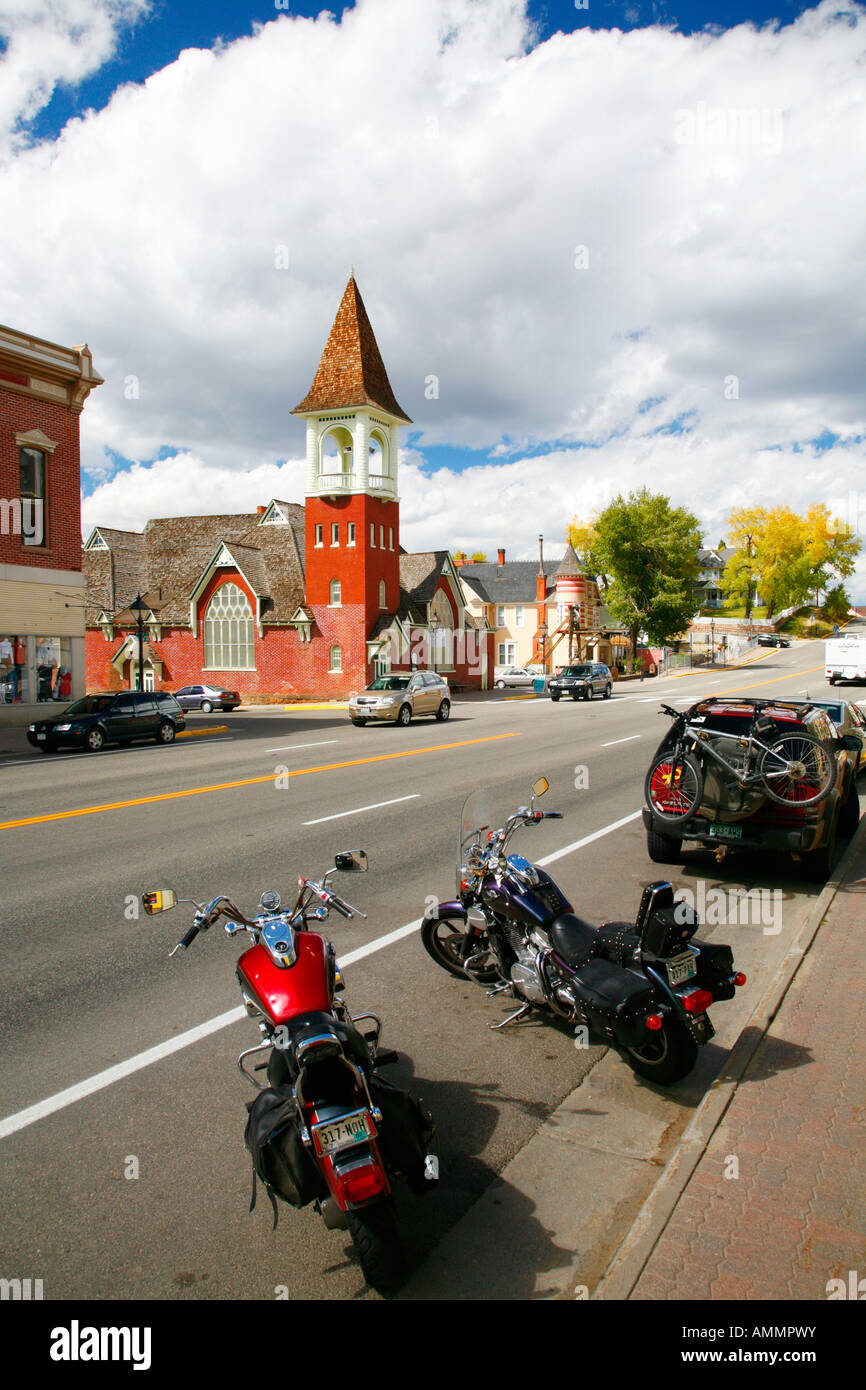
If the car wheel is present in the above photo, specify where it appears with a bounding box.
[550,693,560,702]
[604,684,612,699]
[646,829,681,864]
[583,688,590,701]
[200,700,213,713]
[802,820,838,882]
[351,718,367,727]
[839,785,861,838]
[435,700,450,722]
[396,704,412,727]
[85,726,105,753]
[571,691,581,701]
[157,720,176,745]
[495,680,506,689]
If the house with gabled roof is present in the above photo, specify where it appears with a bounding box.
[83,277,494,699]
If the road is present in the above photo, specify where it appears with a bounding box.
[0,634,858,1300]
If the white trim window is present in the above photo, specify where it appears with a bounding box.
[329,644,342,672]
[331,522,339,546]
[329,578,342,606]
[348,522,356,547]
[379,579,387,610]
[370,523,376,548]
[498,641,516,665]
[203,582,255,669]
[315,524,323,547]
[496,606,506,628]
[388,527,394,550]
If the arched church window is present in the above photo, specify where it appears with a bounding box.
[379,580,387,610]
[204,582,254,669]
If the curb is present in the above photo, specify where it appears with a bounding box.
[176,725,229,739]
[593,812,866,1300]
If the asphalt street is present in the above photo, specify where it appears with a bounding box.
[0,636,855,1300]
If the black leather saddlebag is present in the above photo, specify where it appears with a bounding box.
[369,1074,436,1196]
[692,939,736,1001]
[642,903,700,958]
[569,958,655,1047]
[244,1085,326,1220]
[595,921,640,968]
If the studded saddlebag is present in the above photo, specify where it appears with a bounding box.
[568,958,656,1047]
[691,939,736,1001]
[368,1074,436,1196]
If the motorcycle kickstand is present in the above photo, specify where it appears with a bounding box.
[490,1002,532,1029]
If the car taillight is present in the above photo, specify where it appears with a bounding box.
[733,972,746,987]
[679,987,713,1014]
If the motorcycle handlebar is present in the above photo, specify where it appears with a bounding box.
[329,896,353,920]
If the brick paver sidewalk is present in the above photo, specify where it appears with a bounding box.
[632,840,866,1301]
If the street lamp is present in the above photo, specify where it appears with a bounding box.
[128,593,149,692]
[538,620,548,675]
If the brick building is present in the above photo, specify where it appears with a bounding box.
[84,278,493,699]
[0,323,102,725]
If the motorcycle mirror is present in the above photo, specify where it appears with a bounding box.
[532,777,549,798]
[334,850,368,873]
[142,889,177,916]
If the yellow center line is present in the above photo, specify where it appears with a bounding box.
[709,665,826,697]
[0,732,521,831]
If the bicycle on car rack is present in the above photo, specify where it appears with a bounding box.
[645,698,836,824]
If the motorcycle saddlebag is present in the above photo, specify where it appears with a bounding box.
[368,1074,436,1196]
[642,903,700,958]
[244,1085,325,1215]
[691,939,736,1001]
[568,958,655,1048]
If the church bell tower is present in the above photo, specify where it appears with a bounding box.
[292,276,411,624]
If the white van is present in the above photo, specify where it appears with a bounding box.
[825,635,866,685]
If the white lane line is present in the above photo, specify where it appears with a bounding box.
[601,735,641,748]
[0,807,639,1142]
[636,697,660,703]
[303,794,419,826]
[267,740,339,753]
[537,810,642,867]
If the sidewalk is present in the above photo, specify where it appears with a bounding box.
[608,826,866,1302]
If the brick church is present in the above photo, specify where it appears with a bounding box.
[84,277,494,700]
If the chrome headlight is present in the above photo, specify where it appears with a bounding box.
[54,723,72,732]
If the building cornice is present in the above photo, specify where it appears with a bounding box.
[0,324,103,415]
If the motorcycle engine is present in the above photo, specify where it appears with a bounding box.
[506,927,548,1005]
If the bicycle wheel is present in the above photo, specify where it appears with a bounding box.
[759,733,835,806]
[644,751,703,822]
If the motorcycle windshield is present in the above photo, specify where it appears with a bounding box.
[457,786,496,892]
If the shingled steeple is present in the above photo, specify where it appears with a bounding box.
[292,275,411,423]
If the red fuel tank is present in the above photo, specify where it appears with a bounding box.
[237,933,332,1025]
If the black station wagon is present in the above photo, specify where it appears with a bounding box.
[27,691,185,753]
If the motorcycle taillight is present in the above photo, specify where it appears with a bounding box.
[333,1155,388,1205]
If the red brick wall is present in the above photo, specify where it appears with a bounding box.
[305,494,400,615]
[0,385,82,570]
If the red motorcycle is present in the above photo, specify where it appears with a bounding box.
[142,851,437,1294]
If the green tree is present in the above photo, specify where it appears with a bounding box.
[722,507,765,618]
[722,504,861,618]
[822,584,851,623]
[593,488,701,653]
[470,551,487,563]
[566,515,605,589]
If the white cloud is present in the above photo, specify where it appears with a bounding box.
[3,0,865,594]
[0,0,150,155]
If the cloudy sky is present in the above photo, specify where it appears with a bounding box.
[1,0,864,594]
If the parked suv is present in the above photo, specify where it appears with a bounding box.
[174,684,240,712]
[349,672,450,726]
[549,663,612,702]
[27,690,186,753]
[642,696,860,881]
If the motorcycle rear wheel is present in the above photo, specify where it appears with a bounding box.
[421,915,500,983]
[347,1196,407,1294]
[624,1017,698,1086]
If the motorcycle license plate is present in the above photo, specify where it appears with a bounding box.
[666,952,697,987]
[312,1108,375,1157]
[708,823,742,840]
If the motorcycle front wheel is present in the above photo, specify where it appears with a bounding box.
[347,1197,407,1294]
[420,914,500,983]
[624,1017,698,1086]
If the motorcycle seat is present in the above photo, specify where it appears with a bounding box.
[548,912,598,969]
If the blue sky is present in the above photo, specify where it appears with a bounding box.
[1,0,863,591]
